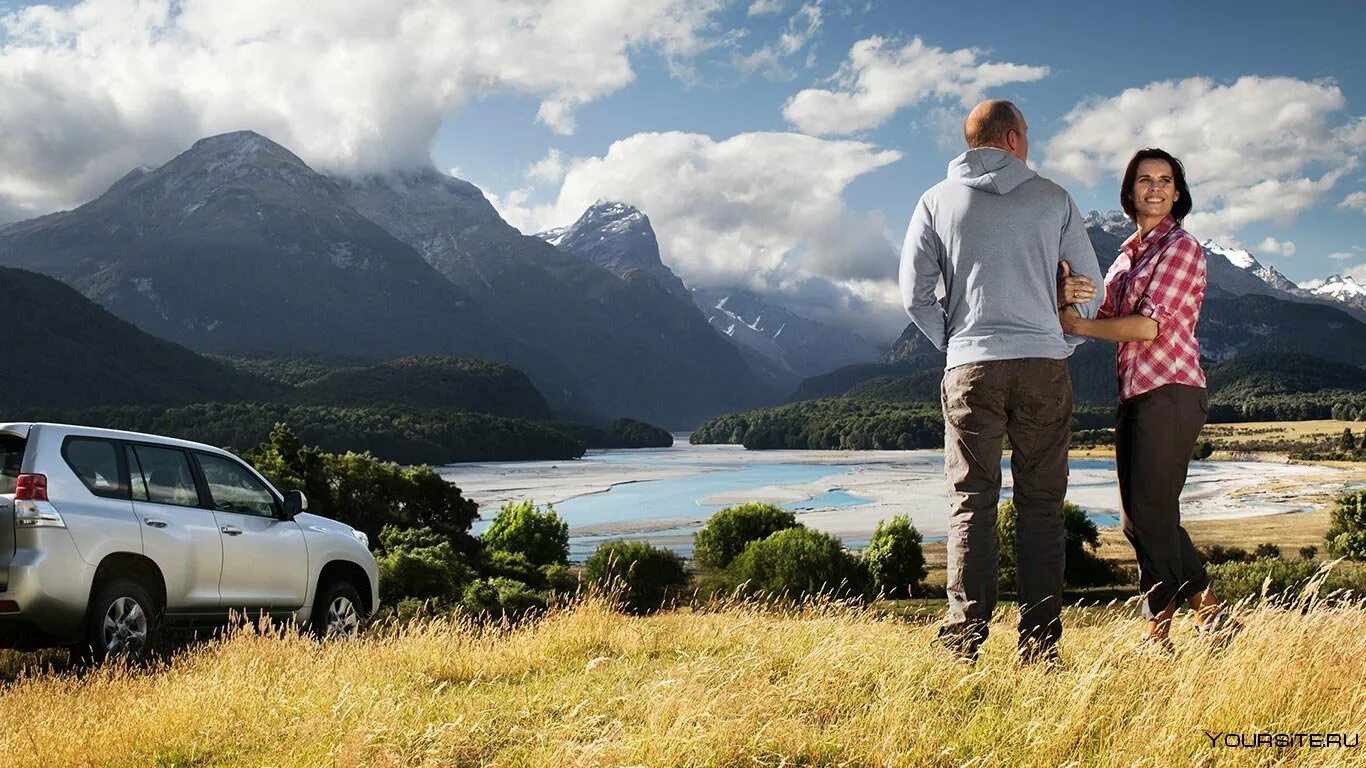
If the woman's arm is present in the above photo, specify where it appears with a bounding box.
[1059,306,1158,342]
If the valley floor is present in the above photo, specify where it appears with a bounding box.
[0,593,1361,767]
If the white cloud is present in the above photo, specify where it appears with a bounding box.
[747,0,786,15]
[1345,262,1366,284]
[488,130,906,341]
[1341,191,1366,212]
[0,0,725,220]
[1330,251,1354,262]
[1042,76,1362,241]
[781,36,1049,135]
[526,149,567,184]
[1256,237,1296,257]
[735,2,822,80]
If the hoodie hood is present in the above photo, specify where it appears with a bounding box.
[947,148,1037,195]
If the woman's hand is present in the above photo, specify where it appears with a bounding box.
[1057,260,1095,308]
[1059,305,1085,335]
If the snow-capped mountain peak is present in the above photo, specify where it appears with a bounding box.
[1202,240,1260,271]
[1309,274,1366,300]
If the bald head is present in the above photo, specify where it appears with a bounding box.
[964,100,1027,160]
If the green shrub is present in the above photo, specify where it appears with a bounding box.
[997,500,1121,588]
[540,563,580,594]
[1253,543,1282,560]
[245,424,480,550]
[481,500,569,567]
[1299,545,1319,561]
[481,548,545,588]
[375,526,477,603]
[693,502,798,569]
[1192,440,1215,460]
[863,516,927,598]
[1326,491,1366,560]
[727,527,866,600]
[1200,544,1252,565]
[583,540,689,614]
[459,577,547,619]
[1207,559,1366,602]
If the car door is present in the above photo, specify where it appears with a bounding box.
[193,451,308,611]
[127,443,223,611]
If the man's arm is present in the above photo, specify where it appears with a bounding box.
[1058,196,1104,348]
[899,197,948,352]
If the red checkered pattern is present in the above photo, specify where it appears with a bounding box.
[1097,215,1207,402]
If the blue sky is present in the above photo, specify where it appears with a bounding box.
[0,0,1362,342]
[434,0,1366,286]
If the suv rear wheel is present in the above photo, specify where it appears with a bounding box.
[311,580,364,639]
[76,578,162,664]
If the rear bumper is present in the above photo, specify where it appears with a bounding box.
[0,530,96,647]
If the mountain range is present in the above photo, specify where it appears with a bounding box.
[0,132,802,428]
[537,200,884,393]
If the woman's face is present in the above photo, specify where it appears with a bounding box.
[1132,158,1178,221]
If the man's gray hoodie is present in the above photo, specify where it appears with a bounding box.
[899,148,1103,369]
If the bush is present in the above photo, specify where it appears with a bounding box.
[1253,543,1282,560]
[481,500,570,567]
[1192,440,1215,460]
[727,527,866,600]
[1326,491,1366,560]
[1200,544,1252,565]
[693,502,798,569]
[540,563,580,595]
[375,526,477,604]
[459,577,547,619]
[863,516,927,598]
[1207,559,1366,602]
[245,424,480,550]
[1299,545,1319,561]
[482,548,545,588]
[583,540,689,614]
[997,500,1121,589]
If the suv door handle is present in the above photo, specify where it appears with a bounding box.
[220,526,243,536]
[144,519,168,529]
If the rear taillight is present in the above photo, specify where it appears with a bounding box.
[14,474,47,501]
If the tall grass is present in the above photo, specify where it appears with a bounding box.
[0,580,1363,767]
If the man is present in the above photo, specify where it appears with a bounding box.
[898,100,1103,663]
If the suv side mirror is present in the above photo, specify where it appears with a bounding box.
[283,490,309,519]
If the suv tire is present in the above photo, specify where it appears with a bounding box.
[76,578,162,664]
[311,580,365,639]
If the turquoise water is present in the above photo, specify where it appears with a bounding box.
[467,450,1127,562]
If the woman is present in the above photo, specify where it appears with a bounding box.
[1058,148,1233,650]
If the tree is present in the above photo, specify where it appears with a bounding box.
[727,527,866,600]
[997,500,1120,588]
[1341,428,1358,453]
[1327,491,1366,560]
[693,502,798,569]
[481,500,570,567]
[863,516,928,598]
[584,540,689,614]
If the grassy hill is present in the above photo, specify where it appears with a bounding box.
[0,267,282,408]
[0,594,1361,766]
[287,356,554,420]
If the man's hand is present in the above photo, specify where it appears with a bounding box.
[1058,260,1095,308]
[1059,305,1085,335]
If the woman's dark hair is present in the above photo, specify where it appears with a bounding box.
[1120,147,1193,223]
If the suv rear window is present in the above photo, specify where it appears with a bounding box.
[0,435,24,495]
[131,445,202,508]
[63,438,128,499]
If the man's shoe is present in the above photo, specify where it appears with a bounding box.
[933,624,985,664]
[1019,642,1061,669]
[1195,607,1243,649]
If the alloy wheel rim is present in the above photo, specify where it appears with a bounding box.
[102,596,148,655]
[327,595,359,637]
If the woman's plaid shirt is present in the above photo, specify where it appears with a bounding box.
[1097,214,1207,402]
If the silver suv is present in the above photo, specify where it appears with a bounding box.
[0,422,378,661]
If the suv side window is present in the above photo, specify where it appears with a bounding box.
[131,445,202,508]
[62,438,127,499]
[196,452,279,518]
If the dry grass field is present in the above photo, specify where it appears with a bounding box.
[0,587,1363,768]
